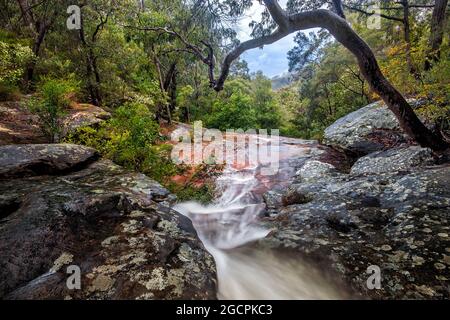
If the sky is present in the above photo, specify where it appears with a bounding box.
[236,0,296,78]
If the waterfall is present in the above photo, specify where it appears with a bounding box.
[175,136,342,300]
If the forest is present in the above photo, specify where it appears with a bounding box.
[0,0,449,302]
[1,0,449,196]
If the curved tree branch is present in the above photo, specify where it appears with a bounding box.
[332,0,347,19]
[264,0,290,31]
[215,28,288,91]
[214,8,449,151]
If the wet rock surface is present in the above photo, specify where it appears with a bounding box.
[0,101,47,145]
[0,144,216,300]
[260,145,450,299]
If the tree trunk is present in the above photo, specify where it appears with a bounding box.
[425,0,448,70]
[16,0,33,27]
[214,4,449,151]
[152,54,172,123]
[79,25,101,106]
[90,52,102,106]
[401,0,421,79]
[168,66,178,117]
[331,0,346,19]
[25,24,48,86]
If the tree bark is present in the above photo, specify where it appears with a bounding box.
[79,24,102,106]
[331,0,346,19]
[401,0,420,79]
[214,2,449,151]
[17,0,33,27]
[425,0,448,70]
[26,23,47,85]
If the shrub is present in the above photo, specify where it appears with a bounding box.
[0,36,33,101]
[28,79,78,143]
[65,102,179,184]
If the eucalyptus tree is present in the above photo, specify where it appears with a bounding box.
[344,0,448,74]
[126,0,243,122]
[425,0,449,70]
[182,0,448,150]
[12,0,72,86]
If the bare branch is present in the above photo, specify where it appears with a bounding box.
[343,4,404,22]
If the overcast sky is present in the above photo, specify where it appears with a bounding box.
[236,0,295,78]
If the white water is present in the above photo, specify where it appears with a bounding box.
[174,138,343,300]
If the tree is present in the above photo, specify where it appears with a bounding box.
[425,0,449,70]
[77,2,114,106]
[15,0,65,86]
[344,0,436,78]
[125,0,238,122]
[210,0,448,151]
[252,72,282,129]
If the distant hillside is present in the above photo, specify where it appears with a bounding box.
[271,72,293,90]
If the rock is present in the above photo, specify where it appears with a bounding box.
[0,144,99,179]
[282,189,313,206]
[262,190,283,214]
[350,146,435,176]
[295,160,342,182]
[0,101,110,145]
[260,157,450,299]
[0,101,47,145]
[0,144,216,300]
[62,103,111,137]
[324,101,408,154]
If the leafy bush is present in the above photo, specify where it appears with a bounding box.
[206,92,257,131]
[0,40,33,85]
[65,102,179,183]
[28,79,78,142]
[172,183,215,204]
[0,34,33,100]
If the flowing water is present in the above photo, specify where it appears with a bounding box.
[174,135,343,300]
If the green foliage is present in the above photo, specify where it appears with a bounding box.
[251,72,282,129]
[65,102,179,185]
[172,183,215,204]
[0,41,32,84]
[415,51,450,131]
[206,90,257,131]
[184,75,283,131]
[28,79,78,142]
[0,30,33,100]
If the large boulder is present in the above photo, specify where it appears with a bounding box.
[0,144,99,179]
[324,101,408,155]
[295,160,343,182]
[0,144,216,300]
[260,156,450,299]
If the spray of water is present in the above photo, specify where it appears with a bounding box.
[174,138,343,300]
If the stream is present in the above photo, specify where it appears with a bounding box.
[175,135,343,300]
